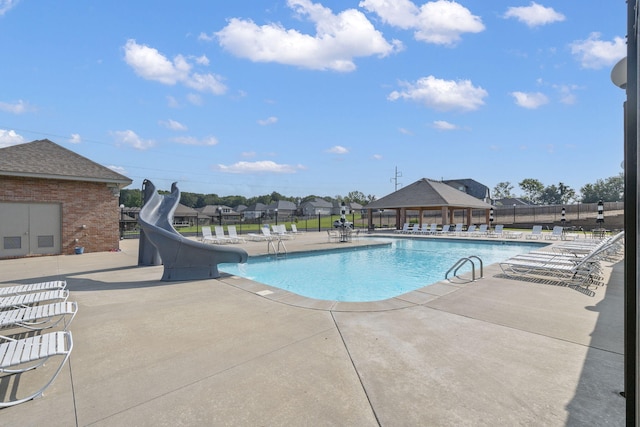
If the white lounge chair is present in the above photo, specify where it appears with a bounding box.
[395,223,410,234]
[226,225,245,243]
[290,224,304,234]
[0,290,68,310]
[214,226,234,244]
[452,223,464,235]
[472,224,488,237]
[422,223,438,235]
[545,226,564,240]
[0,281,66,297]
[526,225,543,240]
[272,224,294,239]
[0,331,73,407]
[487,224,504,238]
[0,301,77,331]
[200,226,217,244]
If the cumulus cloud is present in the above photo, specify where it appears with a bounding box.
[68,133,82,144]
[258,116,278,125]
[111,129,155,150]
[0,99,33,114]
[159,119,188,131]
[510,91,549,109]
[432,120,457,130]
[327,145,349,154]
[360,0,484,46]
[172,136,218,146]
[0,129,25,147]
[214,160,303,174]
[503,2,565,27]
[0,0,19,16]
[372,153,383,160]
[213,0,402,72]
[388,75,487,112]
[398,127,413,135]
[570,32,626,69]
[123,39,226,94]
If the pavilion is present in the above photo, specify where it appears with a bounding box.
[365,178,493,230]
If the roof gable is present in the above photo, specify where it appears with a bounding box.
[367,178,492,210]
[0,139,131,186]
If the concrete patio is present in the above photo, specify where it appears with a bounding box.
[0,232,626,426]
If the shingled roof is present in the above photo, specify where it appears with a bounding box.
[0,139,132,187]
[366,178,492,210]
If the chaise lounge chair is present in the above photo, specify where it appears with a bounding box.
[0,281,66,297]
[0,330,73,407]
[226,225,245,243]
[200,226,217,244]
[0,289,69,310]
[0,301,77,331]
[214,226,234,244]
[526,225,543,240]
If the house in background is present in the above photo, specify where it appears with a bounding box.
[442,178,491,204]
[242,203,267,220]
[0,139,132,257]
[301,198,333,216]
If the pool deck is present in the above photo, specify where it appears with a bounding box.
[0,231,625,425]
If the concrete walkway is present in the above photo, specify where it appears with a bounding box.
[0,232,625,426]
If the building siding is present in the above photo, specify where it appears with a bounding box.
[0,176,121,256]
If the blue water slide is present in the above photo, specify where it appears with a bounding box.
[137,180,248,281]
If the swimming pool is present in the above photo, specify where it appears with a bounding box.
[220,238,545,302]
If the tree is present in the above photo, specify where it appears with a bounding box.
[519,179,544,204]
[580,174,624,203]
[119,189,142,207]
[493,181,514,199]
[538,182,576,205]
[345,191,367,205]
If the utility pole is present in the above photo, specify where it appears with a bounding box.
[390,166,403,191]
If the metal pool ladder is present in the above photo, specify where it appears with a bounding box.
[445,255,483,283]
[267,237,287,258]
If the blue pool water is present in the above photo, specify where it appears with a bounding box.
[220,238,545,302]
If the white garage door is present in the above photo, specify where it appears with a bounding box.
[0,202,61,257]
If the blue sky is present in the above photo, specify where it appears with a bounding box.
[0,1,626,199]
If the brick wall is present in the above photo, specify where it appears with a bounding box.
[0,176,121,255]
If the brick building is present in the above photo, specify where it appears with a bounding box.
[0,139,132,257]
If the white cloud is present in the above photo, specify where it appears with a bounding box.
[159,119,188,131]
[187,93,203,105]
[0,129,24,147]
[388,75,487,112]
[214,0,402,72]
[241,151,257,157]
[0,0,19,16]
[112,129,155,150]
[570,32,626,69]
[68,133,82,144]
[510,91,549,109]
[166,95,181,108]
[214,160,303,174]
[372,154,383,160]
[123,39,226,94]
[107,165,127,175]
[258,116,278,125]
[432,120,457,130]
[0,99,33,114]
[503,2,565,28]
[194,54,210,65]
[360,0,484,46]
[398,127,413,135]
[172,136,218,146]
[553,84,579,105]
[327,145,349,154]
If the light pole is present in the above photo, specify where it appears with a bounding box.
[512,204,516,224]
[275,208,278,225]
[217,207,222,226]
